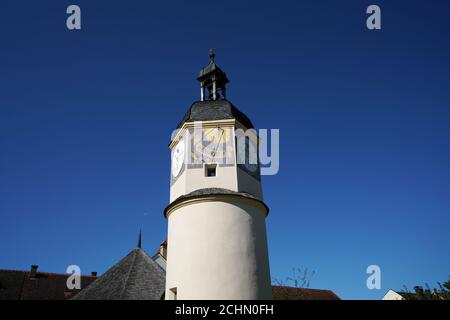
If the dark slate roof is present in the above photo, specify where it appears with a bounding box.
[181,187,258,199]
[272,286,341,300]
[176,100,254,130]
[164,188,269,217]
[72,248,165,300]
[198,61,223,79]
[0,269,96,300]
[197,59,229,83]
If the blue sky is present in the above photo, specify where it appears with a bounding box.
[1,0,449,300]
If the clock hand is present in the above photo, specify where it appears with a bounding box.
[211,129,224,161]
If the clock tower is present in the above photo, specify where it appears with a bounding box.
[164,51,272,300]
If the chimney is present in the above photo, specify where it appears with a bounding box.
[30,265,38,278]
[158,240,168,259]
[91,272,97,277]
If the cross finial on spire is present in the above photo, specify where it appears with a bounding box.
[209,48,215,63]
[137,229,142,248]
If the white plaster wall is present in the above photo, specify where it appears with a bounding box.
[236,167,263,200]
[152,254,167,271]
[185,165,238,195]
[165,199,271,300]
[170,165,263,203]
[170,165,239,203]
[382,290,405,300]
[170,169,187,203]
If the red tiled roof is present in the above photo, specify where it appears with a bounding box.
[1,269,341,300]
[0,269,97,300]
[272,286,341,300]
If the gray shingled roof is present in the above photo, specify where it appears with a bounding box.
[198,61,224,79]
[164,188,269,217]
[72,248,165,300]
[176,100,254,129]
[197,57,229,83]
[181,187,259,200]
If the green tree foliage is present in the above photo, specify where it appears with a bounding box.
[442,277,450,291]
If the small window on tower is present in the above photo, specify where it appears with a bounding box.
[205,164,217,177]
[169,287,177,300]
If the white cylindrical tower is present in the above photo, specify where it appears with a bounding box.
[165,191,271,300]
[164,51,272,300]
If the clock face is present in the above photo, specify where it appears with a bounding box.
[171,139,185,177]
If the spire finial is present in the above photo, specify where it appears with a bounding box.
[209,48,215,63]
[137,229,142,248]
